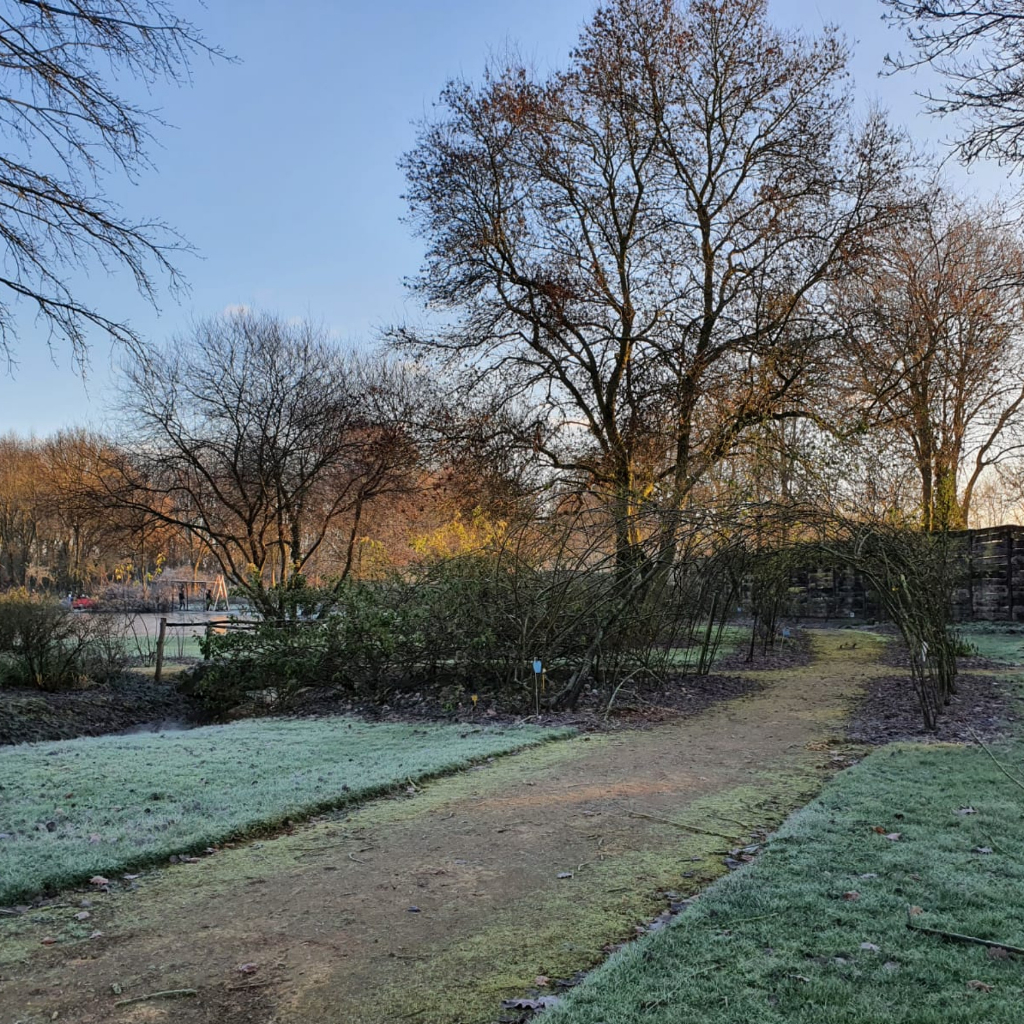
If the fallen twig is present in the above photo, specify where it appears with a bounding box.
[628,811,735,841]
[906,908,1024,955]
[966,726,1024,794]
[713,813,757,830]
[113,988,198,1007]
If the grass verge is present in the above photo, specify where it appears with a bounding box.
[544,737,1024,1024]
[0,717,569,905]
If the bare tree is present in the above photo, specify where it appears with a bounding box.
[0,1,221,368]
[883,0,1024,164]
[114,311,419,617]
[834,192,1024,529]
[399,0,912,568]
[0,433,43,586]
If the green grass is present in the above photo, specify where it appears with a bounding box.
[545,738,1024,1024]
[957,624,1024,666]
[0,717,569,905]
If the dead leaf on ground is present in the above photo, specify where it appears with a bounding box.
[236,963,259,975]
[908,906,923,916]
[987,947,1010,961]
[860,942,880,952]
[967,980,993,993]
[871,828,902,840]
[972,846,994,855]
[557,872,573,879]
[955,807,977,815]
[842,891,860,901]
[88,876,109,886]
[534,975,550,987]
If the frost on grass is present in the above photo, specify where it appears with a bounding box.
[0,718,568,904]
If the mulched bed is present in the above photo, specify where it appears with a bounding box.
[0,632,802,744]
[713,628,813,672]
[846,668,1017,745]
[282,671,763,734]
[0,678,202,746]
[878,638,1007,673]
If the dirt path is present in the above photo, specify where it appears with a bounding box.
[0,631,891,1024]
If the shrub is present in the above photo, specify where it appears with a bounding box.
[0,590,127,690]
[194,539,743,715]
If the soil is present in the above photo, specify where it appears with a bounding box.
[0,630,892,1024]
[0,678,201,746]
[285,670,764,734]
[845,669,1017,745]
[1,632,811,745]
[712,627,814,673]
[844,633,1020,745]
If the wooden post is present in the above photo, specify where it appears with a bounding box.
[154,617,167,684]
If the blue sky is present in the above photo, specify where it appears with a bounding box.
[0,0,1015,436]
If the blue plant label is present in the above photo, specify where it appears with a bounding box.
[533,659,543,675]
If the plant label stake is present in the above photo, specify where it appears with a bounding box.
[533,660,542,715]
